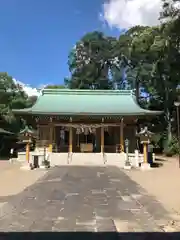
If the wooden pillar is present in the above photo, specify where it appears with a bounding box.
[48,124,53,152]
[69,117,73,153]
[143,142,148,163]
[101,118,104,153]
[36,124,40,150]
[120,118,124,152]
[26,136,30,162]
[69,127,73,152]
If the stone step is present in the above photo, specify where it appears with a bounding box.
[50,153,69,166]
[71,153,104,165]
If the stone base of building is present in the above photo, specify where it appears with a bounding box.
[140,163,151,170]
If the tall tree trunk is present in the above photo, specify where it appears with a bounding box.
[135,78,140,104]
[135,69,140,104]
[164,75,172,144]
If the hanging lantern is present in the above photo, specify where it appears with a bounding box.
[76,128,81,134]
[92,127,96,134]
[104,126,108,132]
[35,117,39,123]
[65,127,69,132]
[84,127,89,135]
[89,127,92,133]
[60,129,65,140]
[76,128,81,147]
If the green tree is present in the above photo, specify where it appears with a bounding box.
[114,23,180,146]
[116,26,157,103]
[65,21,180,151]
[0,72,32,133]
[66,31,118,89]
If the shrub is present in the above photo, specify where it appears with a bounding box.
[151,133,163,148]
[163,136,179,157]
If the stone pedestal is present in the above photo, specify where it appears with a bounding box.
[124,164,132,170]
[39,165,46,169]
[124,152,132,170]
[30,152,45,167]
[134,150,139,168]
[20,163,31,170]
[141,162,151,170]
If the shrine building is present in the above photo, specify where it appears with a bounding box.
[13,89,161,158]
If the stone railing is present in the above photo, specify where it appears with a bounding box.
[105,150,144,168]
[128,150,144,168]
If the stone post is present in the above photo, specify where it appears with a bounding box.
[134,149,139,168]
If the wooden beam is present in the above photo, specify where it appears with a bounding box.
[54,123,122,127]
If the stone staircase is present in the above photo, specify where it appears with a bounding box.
[70,153,104,166]
[17,150,144,168]
[50,152,127,167]
[104,153,126,168]
[50,153,69,166]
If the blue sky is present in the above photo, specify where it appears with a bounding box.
[0,0,121,88]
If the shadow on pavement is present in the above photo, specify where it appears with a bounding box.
[0,232,179,239]
[155,157,169,162]
[151,162,163,168]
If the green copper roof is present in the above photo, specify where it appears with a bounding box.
[0,128,14,135]
[19,125,36,135]
[13,89,162,116]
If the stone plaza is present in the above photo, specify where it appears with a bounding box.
[0,165,175,232]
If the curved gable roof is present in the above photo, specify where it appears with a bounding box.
[13,89,162,116]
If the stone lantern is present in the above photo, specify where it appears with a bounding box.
[136,126,154,170]
[124,138,131,170]
[19,125,36,163]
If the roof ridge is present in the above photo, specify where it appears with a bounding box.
[42,89,133,95]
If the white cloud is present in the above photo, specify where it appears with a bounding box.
[100,0,162,29]
[13,78,41,97]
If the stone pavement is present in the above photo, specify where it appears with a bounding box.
[0,165,176,232]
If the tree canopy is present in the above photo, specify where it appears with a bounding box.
[63,2,180,155]
[0,72,36,133]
